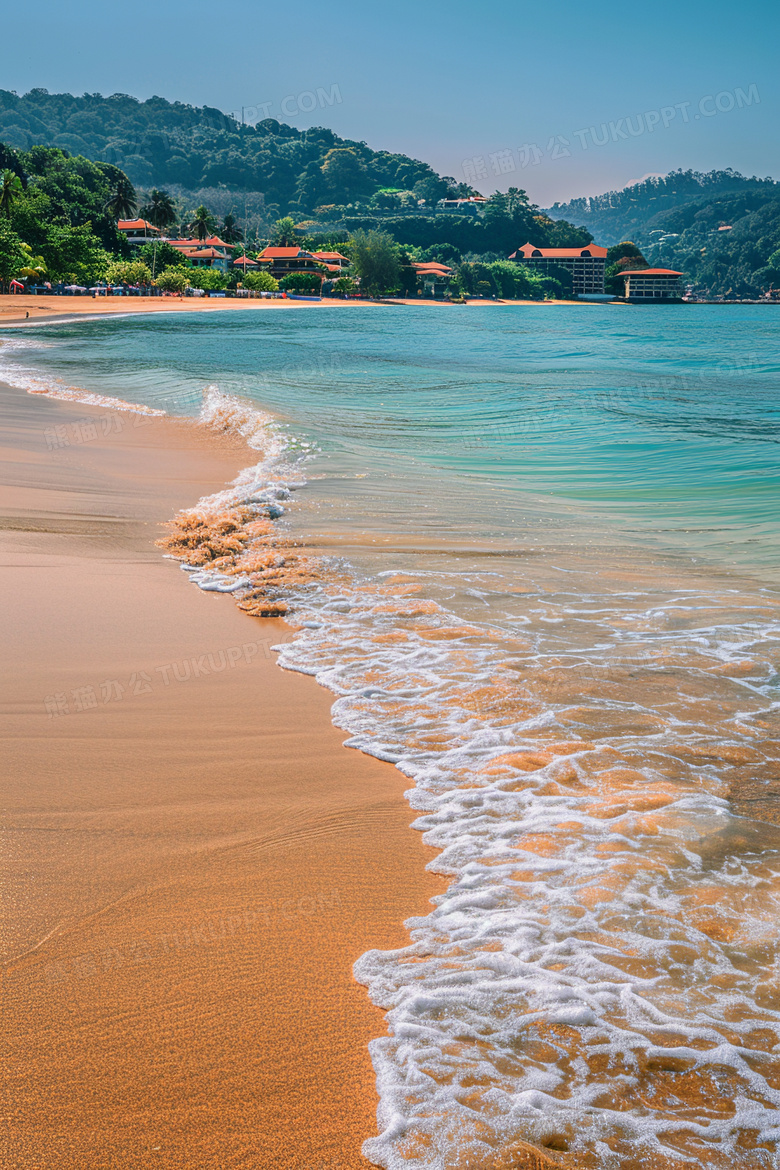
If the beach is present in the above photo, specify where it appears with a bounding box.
[0,379,445,1170]
[0,292,586,327]
[2,302,779,1170]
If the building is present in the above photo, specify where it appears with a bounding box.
[310,250,350,272]
[620,268,683,301]
[437,196,487,217]
[117,219,162,244]
[413,261,454,297]
[256,247,331,280]
[231,254,259,269]
[508,243,608,295]
[167,236,232,272]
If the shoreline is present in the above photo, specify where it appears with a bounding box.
[0,292,588,325]
[1,379,445,1169]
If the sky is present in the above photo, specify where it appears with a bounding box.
[1,0,778,206]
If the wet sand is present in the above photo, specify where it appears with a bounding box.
[0,380,445,1169]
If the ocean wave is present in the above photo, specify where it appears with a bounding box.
[173,389,780,1168]
[160,388,323,616]
[0,336,166,415]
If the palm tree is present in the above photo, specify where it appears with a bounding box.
[104,176,137,222]
[191,204,216,243]
[221,212,243,244]
[0,169,23,219]
[141,189,176,232]
[18,242,46,282]
[270,216,299,247]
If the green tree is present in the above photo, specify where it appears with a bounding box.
[155,267,190,293]
[0,169,23,219]
[0,222,28,288]
[140,188,176,231]
[241,269,279,292]
[43,223,110,284]
[105,259,153,286]
[138,240,188,273]
[320,148,368,200]
[221,212,243,244]
[278,272,322,292]
[349,229,400,295]
[188,266,227,291]
[270,217,300,246]
[331,275,357,296]
[190,204,216,242]
[104,174,137,221]
[604,242,648,295]
[18,242,47,281]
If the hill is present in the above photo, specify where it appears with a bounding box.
[0,89,593,259]
[545,169,779,247]
[0,88,462,218]
[642,192,780,297]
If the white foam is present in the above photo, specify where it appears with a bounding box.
[169,387,780,1166]
[267,566,780,1167]
[0,337,166,415]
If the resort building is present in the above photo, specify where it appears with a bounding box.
[166,236,232,272]
[413,261,454,297]
[310,250,350,272]
[620,268,683,300]
[256,247,334,280]
[231,254,259,269]
[437,196,487,217]
[508,243,608,295]
[117,219,162,244]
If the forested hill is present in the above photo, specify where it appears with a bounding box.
[545,169,779,247]
[0,88,457,214]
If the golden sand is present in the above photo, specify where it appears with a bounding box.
[0,380,445,1169]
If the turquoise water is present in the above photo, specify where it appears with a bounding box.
[2,304,778,573]
[4,305,780,1167]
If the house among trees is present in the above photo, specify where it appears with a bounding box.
[256,246,342,280]
[413,261,454,297]
[620,268,683,301]
[437,196,487,216]
[167,236,232,271]
[117,218,162,243]
[310,250,350,272]
[508,243,608,295]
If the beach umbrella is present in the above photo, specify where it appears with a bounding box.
[64,284,87,291]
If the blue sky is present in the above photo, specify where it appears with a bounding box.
[1,0,777,205]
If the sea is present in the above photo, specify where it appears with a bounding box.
[2,304,780,1168]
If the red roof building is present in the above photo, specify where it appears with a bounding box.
[232,254,259,268]
[256,247,328,278]
[620,268,683,301]
[310,250,350,271]
[117,219,162,238]
[508,243,608,295]
[166,237,232,271]
[412,261,454,296]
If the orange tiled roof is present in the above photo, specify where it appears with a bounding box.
[510,243,608,259]
[232,255,259,266]
[311,251,349,262]
[258,247,308,259]
[117,218,159,232]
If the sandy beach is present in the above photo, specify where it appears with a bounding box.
[0,379,446,1169]
[0,292,586,326]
